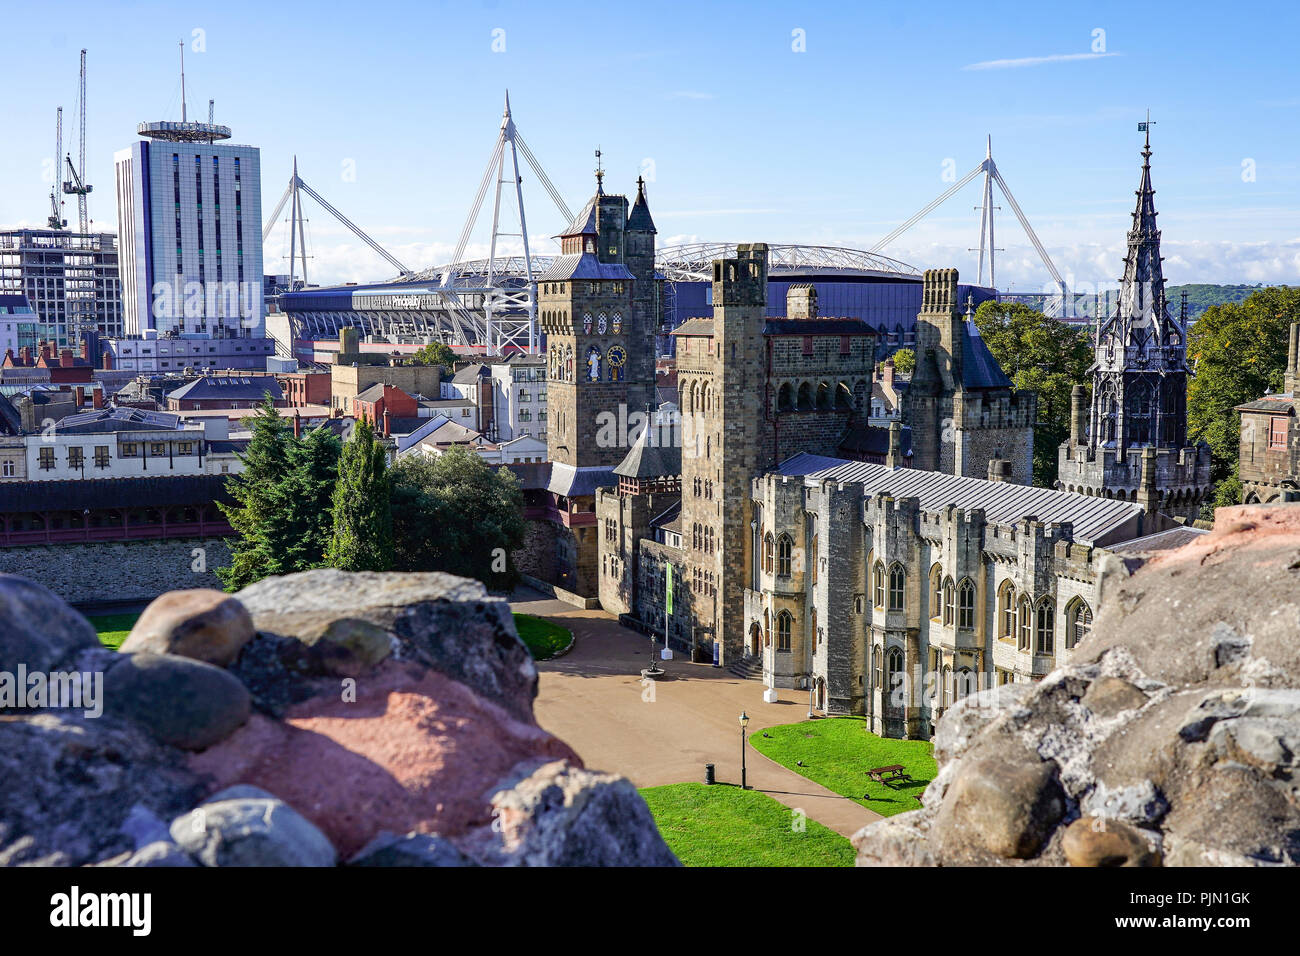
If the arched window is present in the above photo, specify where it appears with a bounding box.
[810,534,819,585]
[942,665,953,708]
[957,579,976,630]
[816,382,830,409]
[797,381,812,409]
[998,581,1016,639]
[763,533,774,574]
[872,645,883,691]
[942,576,955,626]
[777,534,793,577]
[810,608,818,653]
[886,646,904,699]
[888,563,906,611]
[872,561,886,608]
[928,564,943,620]
[763,608,771,646]
[776,611,792,652]
[777,382,793,411]
[1017,596,1033,651]
[1036,599,1056,655]
[1066,598,1093,649]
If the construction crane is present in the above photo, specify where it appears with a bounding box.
[47,107,66,230]
[62,49,92,236]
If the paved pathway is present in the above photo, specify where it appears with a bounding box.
[512,591,881,839]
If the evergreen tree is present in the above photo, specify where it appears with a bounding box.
[326,418,394,571]
[217,397,294,591]
[280,426,342,571]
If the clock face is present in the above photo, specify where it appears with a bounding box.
[608,345,627,367]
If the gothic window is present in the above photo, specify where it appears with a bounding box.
[886,646,904,697]
[778,383,793,411]
[816,382,830,409]
[836,382,852,408]
[777,534,793,576]
[1127,380,1154,445]
[1099,384,1117,443]
[1066,598,1092,649]
[763,533,774,574]
[957,579,976,630]
[776,611,792,652]
[1035,599,1056,655]
[810,535,819,585]
[797,381,812,410]
[1017,596,1033,651]
[764,608,771,646]
[872,645,883,691]
[810,608,818,653]
[887,563,905,611]
[998,581,1016,639]
[873,561,886,608]
[928,564,943,620]
[942,577,955,626]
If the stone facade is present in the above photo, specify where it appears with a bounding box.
[0,537,231,605]
[1236,322,1300,504]
[905,269,1035,485]
[1057,134,1211,518]
[743,463,1153,738]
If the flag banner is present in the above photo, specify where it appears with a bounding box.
[665,563,673,615]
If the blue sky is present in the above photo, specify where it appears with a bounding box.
[2,0,1297,292]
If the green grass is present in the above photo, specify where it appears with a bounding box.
[639,783,854,867]
[88,612,141,651]
[750,717,936,816]
[511,613,572,661]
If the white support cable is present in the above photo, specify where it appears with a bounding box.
[869,162,985,253]
[296,178,411,275]
[262,180,293,243]
[990,166,1069,313]
[514,132,575,224]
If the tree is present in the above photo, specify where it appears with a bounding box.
[1187,286,1300,507]
[217,397,294,591]
[279,426,342,572]
[411,341,457,370]
[889,348,915,376]
[217,398,344,590]
[973,300,1093,488]
[326,418,394,571]
[389,446,526,591]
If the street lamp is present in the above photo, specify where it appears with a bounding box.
[739,711,750,790]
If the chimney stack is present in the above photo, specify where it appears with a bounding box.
[382,407,392,438]
[75,386,85,407]
[80,338,90,362]
[102,349,114,370]
[60,348,74,368]
[885,421,902,468]
[92,387,103,409]
[986,458,1012,483]
[1070,384,1088,446]
[1138,446,1160,515]
[17,396,36,433]
[292,409,302,439]
[1285,321,1300,396]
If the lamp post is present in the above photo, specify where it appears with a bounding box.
[739,711,750,790]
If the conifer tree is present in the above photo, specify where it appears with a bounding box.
[326,418,394,571]
[217,397,293,590]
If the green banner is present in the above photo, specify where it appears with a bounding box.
[665,562,673,615]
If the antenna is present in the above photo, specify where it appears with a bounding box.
[179,41,187,123]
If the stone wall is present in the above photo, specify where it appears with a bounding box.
[0,538,232,605]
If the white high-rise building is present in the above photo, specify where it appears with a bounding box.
[114,118,264,342]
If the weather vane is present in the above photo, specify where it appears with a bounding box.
[594,147,604,191]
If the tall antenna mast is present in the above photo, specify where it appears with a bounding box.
[179,41,187,123]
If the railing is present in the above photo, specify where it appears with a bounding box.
[0,519,233,548]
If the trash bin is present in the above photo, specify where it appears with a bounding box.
[704,763,715,786]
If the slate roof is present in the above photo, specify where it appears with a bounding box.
[56,407,187,434]
[671,316,876,338]
[451,363,491,385]
[650,497,682,533]
[559,198,597,237]
[167,376,284,403]
[547,462,615,498]
[960,322,1013,390]
[837,423,912,458]
[613,425,682,479]
[1236,394,1296,413]
[627,183,657,234]
[1105,525,1209,555]
[776,453,1147,545]
[537,253,635,282]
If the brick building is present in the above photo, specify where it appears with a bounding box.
[1237,322,1300,503]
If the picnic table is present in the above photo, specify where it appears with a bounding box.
[866,764,913,787]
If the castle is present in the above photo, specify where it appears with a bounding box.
[1056,130,1212,517]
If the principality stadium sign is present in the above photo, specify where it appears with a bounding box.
[353,293,445,310]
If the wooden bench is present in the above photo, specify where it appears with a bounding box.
[866,764,914,787]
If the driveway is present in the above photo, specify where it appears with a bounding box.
[511,591,882,839]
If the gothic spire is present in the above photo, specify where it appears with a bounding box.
[627,175,657,234]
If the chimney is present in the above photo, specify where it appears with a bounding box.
[60,348,74,368]
[92,387,103,409]
[102,349,114,370]
[39,341,53,362]
[19,346,31,365]
[382,407,392,438]
[292,408,302,439]
[986,458,1011,483]
[881,358,895,389]
[1286,322,1300,396]
[885,421,902,468]
[75,386,85,408]
[1070,384,1088,446]
[17,396,36,433]
[786,284,819,320]
[80,338,90,362]
[1138,446,1160,515]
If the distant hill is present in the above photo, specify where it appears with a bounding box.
[1008,284,1274,321]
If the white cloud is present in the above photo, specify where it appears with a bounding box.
[963,52,1119,71]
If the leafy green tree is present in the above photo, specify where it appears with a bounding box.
[326,418,394,571]
[217,397,294,591]
[389,446,526,591]
[888,348,915,376]
[973,300,1093,488]
[411,341,457,370]
[1187,286,1300,507]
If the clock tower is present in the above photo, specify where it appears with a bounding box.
[534,163,658,595]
